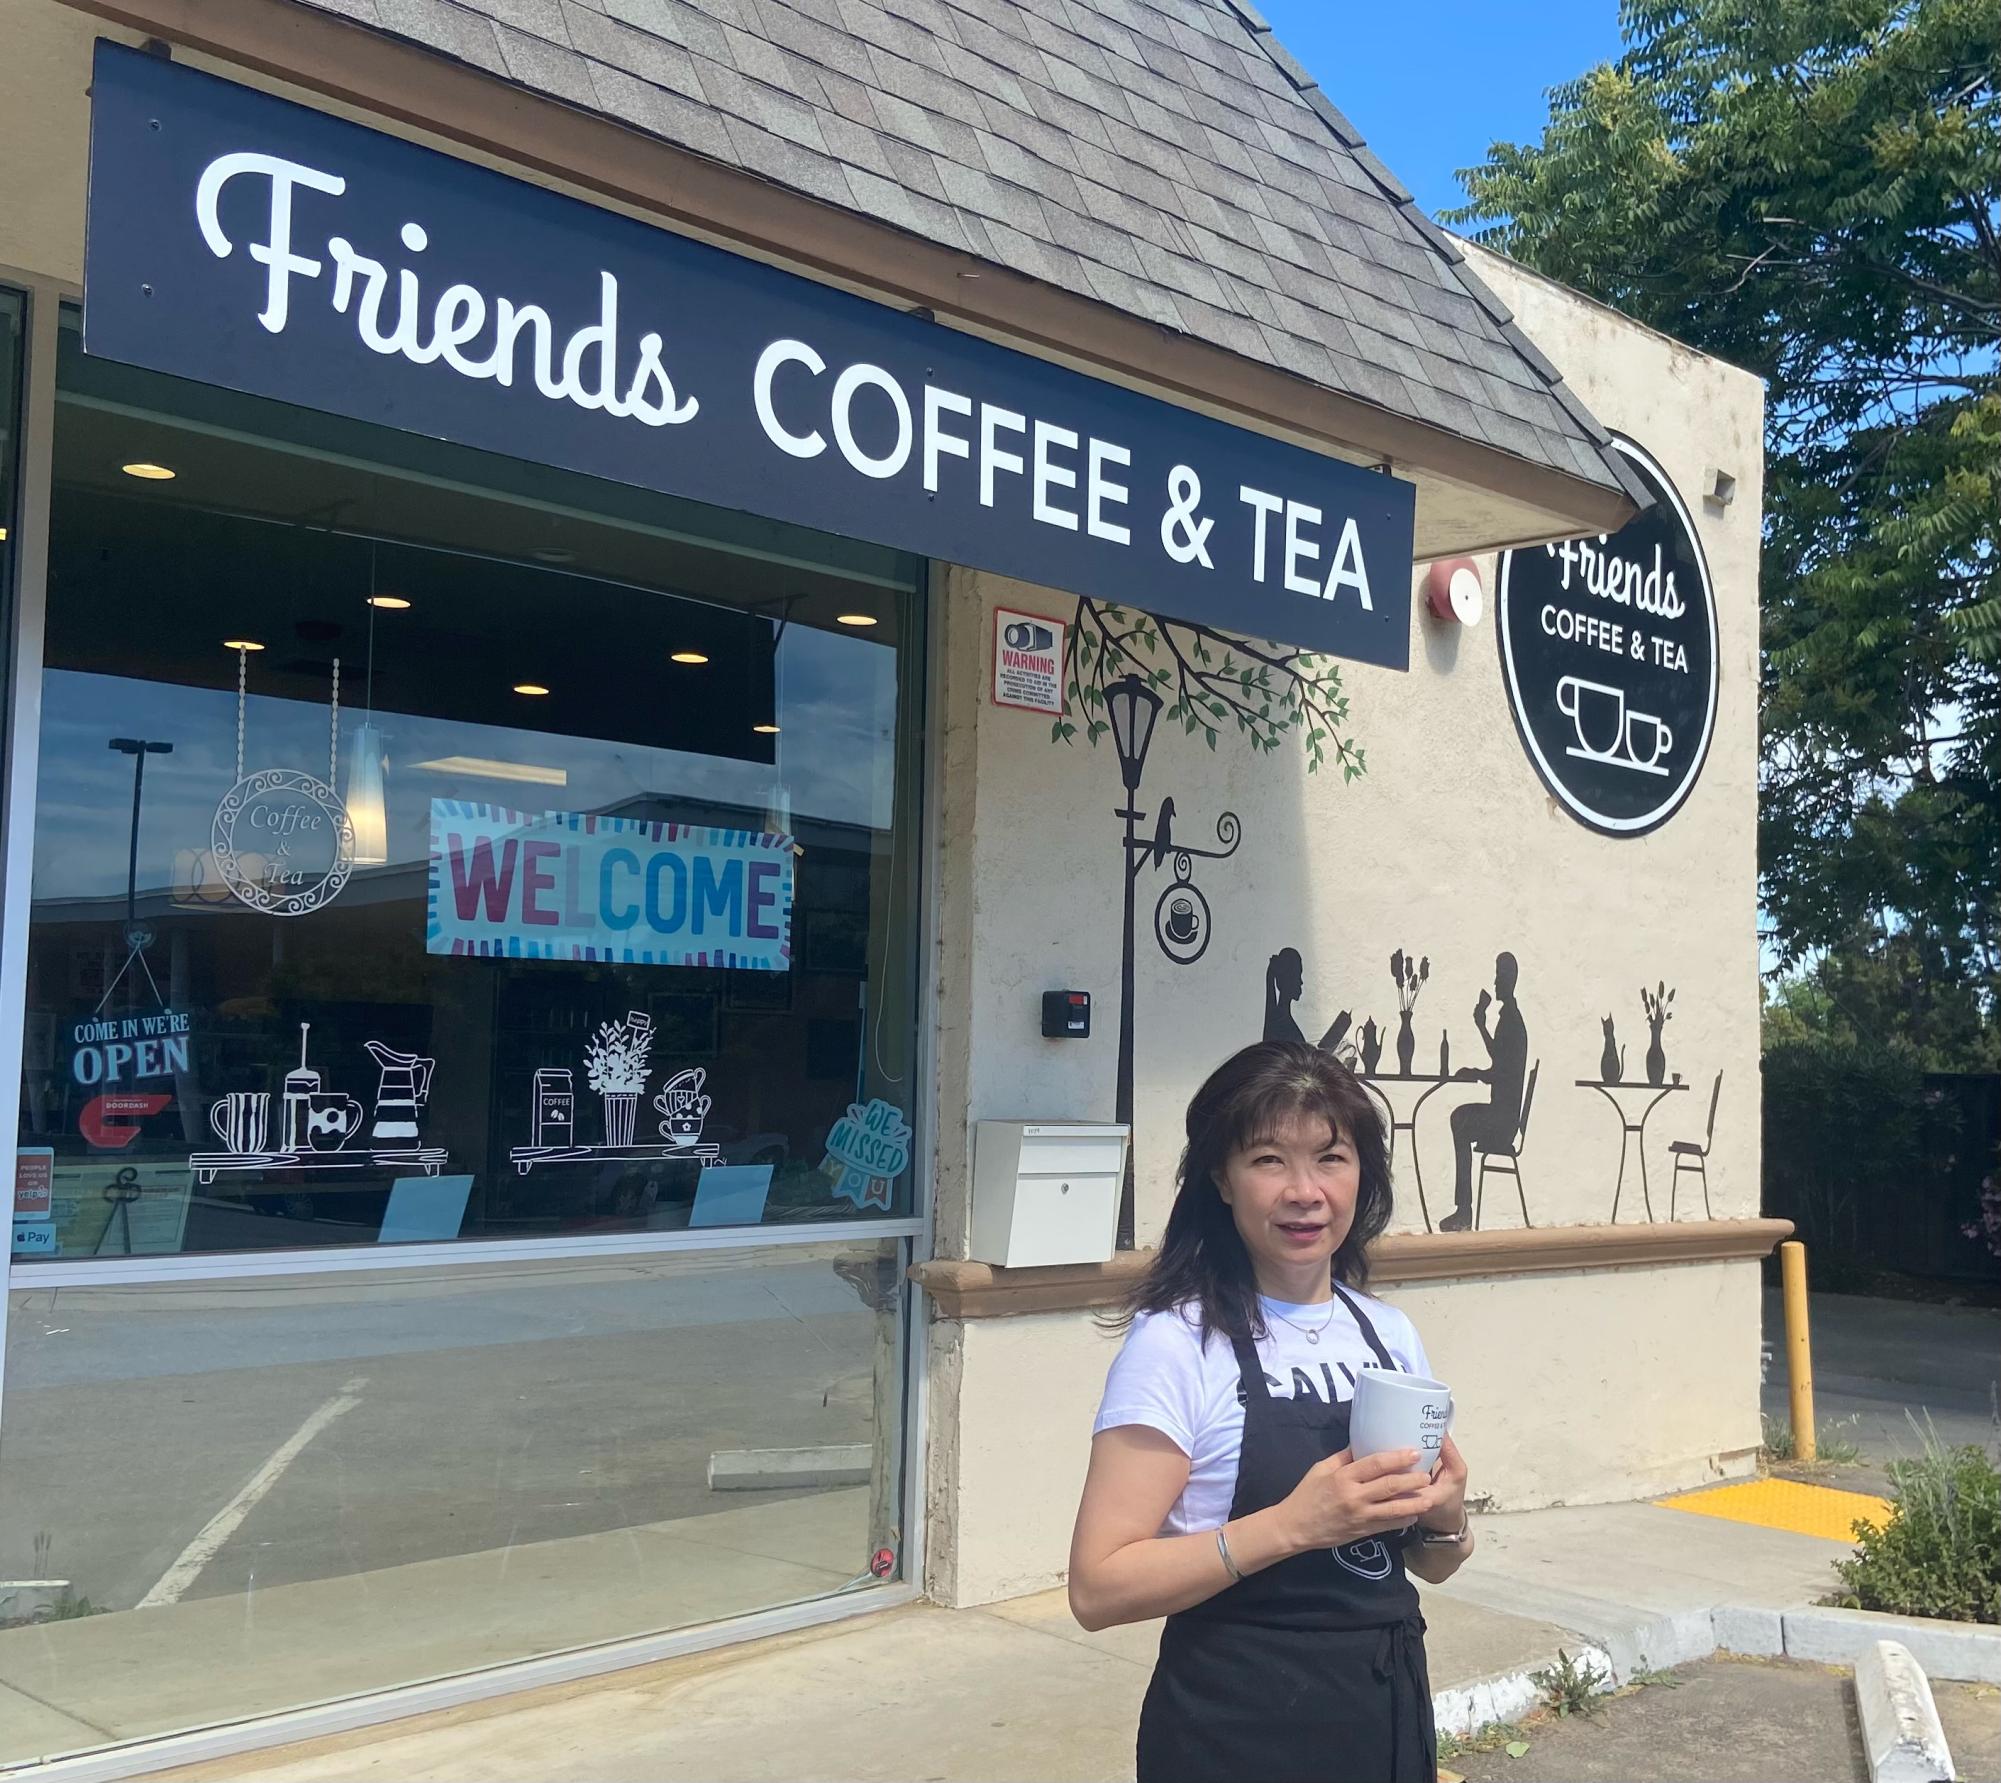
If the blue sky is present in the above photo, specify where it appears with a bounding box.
[1254,1,1625,221]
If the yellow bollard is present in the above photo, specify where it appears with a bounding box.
[1780,1240,1815,1463]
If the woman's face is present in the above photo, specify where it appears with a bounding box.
[1212,1107,1360,1285]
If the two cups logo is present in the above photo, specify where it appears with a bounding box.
[820,1098,911,1212]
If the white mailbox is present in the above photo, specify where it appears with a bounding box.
[969,1121,1131,1268]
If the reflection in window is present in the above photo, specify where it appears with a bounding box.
[18,316,925,1257]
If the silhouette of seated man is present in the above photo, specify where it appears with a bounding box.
[1440,952,1527,1233]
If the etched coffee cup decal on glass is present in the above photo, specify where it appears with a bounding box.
[210,1090,271,1155]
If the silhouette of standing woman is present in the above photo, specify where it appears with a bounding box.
[1264,949,1306,1044]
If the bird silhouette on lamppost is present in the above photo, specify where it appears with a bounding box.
[1104,674,1241,1246]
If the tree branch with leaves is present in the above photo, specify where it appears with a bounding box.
[1055,597,1367,780]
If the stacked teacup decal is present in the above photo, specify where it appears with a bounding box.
[653,1068,712,1148]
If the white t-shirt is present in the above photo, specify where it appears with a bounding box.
[1093,1290,1432,1534]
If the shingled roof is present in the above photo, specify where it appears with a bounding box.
[289,0,1640,504]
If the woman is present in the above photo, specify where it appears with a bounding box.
[1069,1041,1472,1783]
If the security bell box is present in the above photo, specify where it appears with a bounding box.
[1041,990,1092,1038]
[970,1121,1130,1268]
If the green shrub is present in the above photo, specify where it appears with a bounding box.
[1831,1438,2001,1625]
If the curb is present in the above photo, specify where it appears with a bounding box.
[1431,1652,1593,1740]
[1854,1639,1956,1783]
[1435,1600,1998,1748]
[1775,1607,2001,1685]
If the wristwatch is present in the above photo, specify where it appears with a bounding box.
[1408,1515,1469,1548]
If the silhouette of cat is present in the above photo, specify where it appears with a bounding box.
[1600,1015,1625,1084]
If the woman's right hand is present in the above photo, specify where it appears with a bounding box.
[1276,1447,1440,1551]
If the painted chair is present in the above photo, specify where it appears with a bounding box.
[1670,1071,1724,1219]
[1474,1060,1538,1231]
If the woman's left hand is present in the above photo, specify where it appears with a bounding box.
[1416,1433,1468,1533]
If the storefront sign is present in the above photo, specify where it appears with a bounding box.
[993,609,1067,716]
[428,802,795,970]
[83,45,1415,670]
[69,1009,192,1085]
[1496,438,1717,835]
[213,769,357,916]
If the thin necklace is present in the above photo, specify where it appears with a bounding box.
[1265,1293,1340,1346]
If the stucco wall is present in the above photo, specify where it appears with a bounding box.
[924,253,1766,1607]
[932,1262,1763,1608]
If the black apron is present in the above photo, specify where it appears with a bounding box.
[1135,1285,1436,1783]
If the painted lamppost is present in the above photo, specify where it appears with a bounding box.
[1105,674,1241,1245]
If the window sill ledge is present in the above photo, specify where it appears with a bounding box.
[908,1218,1794,1320]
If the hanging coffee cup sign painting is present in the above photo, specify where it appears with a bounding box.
[1496,438,1718,836]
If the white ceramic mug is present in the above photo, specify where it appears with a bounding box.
[1349,1366,1452,1472]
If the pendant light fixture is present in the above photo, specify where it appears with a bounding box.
[344,545,390,867]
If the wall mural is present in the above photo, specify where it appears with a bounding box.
[1041,594,1725,1240]
[1259,949,1723,1232]
[1056,598,1341,1243]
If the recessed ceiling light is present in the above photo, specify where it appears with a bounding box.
[223,638,266,652]
[122,462,176,480]
[367,595,412,610]
[513,683,551,697]
[836,613,879,627]
[671,651,710,665]
[753,723,780,735]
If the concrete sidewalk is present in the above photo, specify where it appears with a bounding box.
[155,1497,1851,1783]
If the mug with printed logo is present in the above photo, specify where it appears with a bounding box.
[1349,1366,1452,1473]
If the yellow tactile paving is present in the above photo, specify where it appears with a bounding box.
[1656,1477,1893,1541]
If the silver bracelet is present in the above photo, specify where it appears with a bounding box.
[1215,1525,1245,1582]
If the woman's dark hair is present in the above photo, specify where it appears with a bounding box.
[1108,1041,1393,1344]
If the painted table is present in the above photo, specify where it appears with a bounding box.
[1575,1079,1687,1222]
[1357,1072,1481,1234]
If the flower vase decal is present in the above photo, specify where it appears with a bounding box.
[1390,949,1429,1075]
[585,1010,654,1147]
[1640,982,1674,1086]
[1359,1018,1383,1075]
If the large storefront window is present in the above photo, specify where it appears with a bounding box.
[0,309,921,1765]
[2,1239,909,1760]
[16,313,925,1258]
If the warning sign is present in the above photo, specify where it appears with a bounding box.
[992,607,1067,716]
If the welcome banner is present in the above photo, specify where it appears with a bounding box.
[427,803,794,971]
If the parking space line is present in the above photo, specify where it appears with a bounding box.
[136,1375,368,1609]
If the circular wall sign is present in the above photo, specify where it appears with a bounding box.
[212,769,357,916]
[1496,436,1718,836]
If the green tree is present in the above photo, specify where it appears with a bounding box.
[1451,0,1999,1063]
